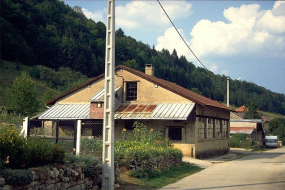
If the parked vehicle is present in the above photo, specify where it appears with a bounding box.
[265,136,278,148]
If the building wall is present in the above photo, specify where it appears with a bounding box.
[196,105,230,120]
[58,78,105,104]
[117,70,191,104]
[114,119,196,156]
[194,113,230,158]
[57,70,191,105]
[230,122,257,128]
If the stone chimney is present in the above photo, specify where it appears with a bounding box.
[145,64,154,76]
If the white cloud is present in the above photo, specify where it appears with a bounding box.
[82,8,105,23]
[272,1,285,17]
[188,3,285,58]
[155,27,192,58]
[210,64,218,72]
[116,1,192,31]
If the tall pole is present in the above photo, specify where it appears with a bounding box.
[227,77,230,107]
[102,0,115,189]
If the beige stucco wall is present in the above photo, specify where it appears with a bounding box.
[57,69,191,105]
[117,69,191,104]
[230,122,257,128]
[58,78,105,104]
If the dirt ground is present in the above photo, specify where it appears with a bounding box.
[115,166,146,190]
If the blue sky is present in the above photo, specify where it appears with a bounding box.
[62,0,285,95]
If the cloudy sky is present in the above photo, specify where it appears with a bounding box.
[62,0,285,95]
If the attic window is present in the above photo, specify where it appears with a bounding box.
[126,82,137,101]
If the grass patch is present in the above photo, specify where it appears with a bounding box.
[123,162,203,189]
[251,147,274,152]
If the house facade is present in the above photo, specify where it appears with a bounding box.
[37,65,232,158]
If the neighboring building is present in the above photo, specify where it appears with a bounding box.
[230,114,265,146]
[36,65,233,158]
[230,105,270,145]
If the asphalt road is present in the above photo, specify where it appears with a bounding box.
[160,147,285,190]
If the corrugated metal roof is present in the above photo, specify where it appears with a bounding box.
[38,102,195,120]
[230,119,263,123]
[230,127,255,135]
[38,104,90,120]
[114,103,195,120]
[90,87,122,102]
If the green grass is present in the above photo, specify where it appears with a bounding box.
[139,162,203,189]
[259,110,285,120]
[0,60,60,116]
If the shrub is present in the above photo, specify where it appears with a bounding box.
[0,126,66,169]
[80,138,102,156]
[230,133,253,149]
[0,169,33,186]
[0,126,29,169]
[65,153,100,178]
[26,137,53,166]
[51,144,65,163]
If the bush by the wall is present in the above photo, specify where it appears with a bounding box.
[0,168,33,186]
[230,133,253,149]
[64,153,100,178]
[27,137,53,166]
[51,144,65,163]
[0,126,29,169]
[0,126,66,169]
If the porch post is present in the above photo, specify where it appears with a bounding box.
[21,117,29,138]
[76,120,82,156]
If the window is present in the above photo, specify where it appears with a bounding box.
[168,127,182,141]
[126,82,137,101]
[198,117,205,140]
[124,120,135,130]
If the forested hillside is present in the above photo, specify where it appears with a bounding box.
[1,0,285,115]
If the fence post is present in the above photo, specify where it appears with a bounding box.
[76,120,82,156]
[21,117,29,138]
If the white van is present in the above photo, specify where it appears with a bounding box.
[265,136,278,148]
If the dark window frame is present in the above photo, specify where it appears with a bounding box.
[168,126,183,141]
[126,82,137,101]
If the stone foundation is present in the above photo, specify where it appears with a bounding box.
[0,163,120,190]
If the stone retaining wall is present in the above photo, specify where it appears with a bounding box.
[0,162,120,190]
[130,155,182,173]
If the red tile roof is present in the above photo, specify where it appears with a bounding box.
[261,115,270,122]
[236,105,248,112]
[46,65,233,111]
[230,127,255,135]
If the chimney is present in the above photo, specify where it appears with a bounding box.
[145,64,154,76]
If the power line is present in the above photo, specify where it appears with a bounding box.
[157,0,208,70]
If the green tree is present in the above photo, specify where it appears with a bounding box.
[244,102,260,119]
[269,118,285,143]
[6,71,39,116]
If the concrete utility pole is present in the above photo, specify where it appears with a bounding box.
[102,0,115,189]
[227,77,230,107]
[227,77,241,108]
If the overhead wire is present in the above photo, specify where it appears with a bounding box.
[156,0,208,70]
